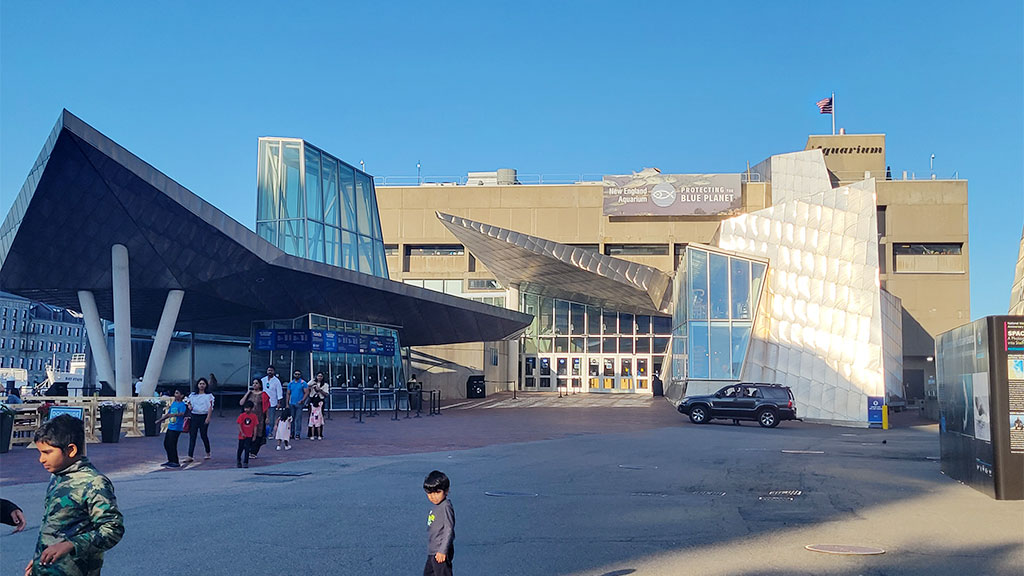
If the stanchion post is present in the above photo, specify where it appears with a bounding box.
[358,390,365,424]
[415,390,423,418]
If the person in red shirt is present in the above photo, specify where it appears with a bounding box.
[241,379,271,458]
[236,401,258,469]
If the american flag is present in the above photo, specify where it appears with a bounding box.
[816,96,833,114]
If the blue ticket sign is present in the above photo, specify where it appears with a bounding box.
[254,329,276,351]
[323,331,338,352]
[868,396,884,424]
[275,329,311,351]
[252,329,393,355]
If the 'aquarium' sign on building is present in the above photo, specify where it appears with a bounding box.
[602,170,743,216]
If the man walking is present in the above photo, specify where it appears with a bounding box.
[261,366,284,434]
[286,370,309,439]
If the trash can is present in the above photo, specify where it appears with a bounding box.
[467,376,486,399]
[651,375,664,397]
[408,382,423,411]
[141,402,161,437]
[0,408,14,454]
[99,405,124,443]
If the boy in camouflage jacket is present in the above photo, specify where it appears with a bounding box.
[27,414,124,576]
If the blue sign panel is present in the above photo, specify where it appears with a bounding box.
[275,329,311,351]
[868,396,884,423]
[254,329,276,351]
[49,406,85,420]
[252,328,394,355]
[323,331,338,352]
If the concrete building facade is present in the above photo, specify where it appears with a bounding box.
[377,132,970,420]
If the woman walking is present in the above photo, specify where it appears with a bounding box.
[185,377,215,462]
[241,378,270,458]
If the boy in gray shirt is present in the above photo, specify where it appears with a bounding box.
[423,470,455,576]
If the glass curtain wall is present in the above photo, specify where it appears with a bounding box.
[249,314,404,411]
[680,246,767,381]
[256,138,388,278]
[520,292,671,391]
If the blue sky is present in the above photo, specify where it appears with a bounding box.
[1,1,1021,319]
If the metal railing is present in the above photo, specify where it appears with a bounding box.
[830,169,963,182]
[377,172,764,186]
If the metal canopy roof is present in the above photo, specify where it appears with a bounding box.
[436,212,673,315]
[0,111,531,345]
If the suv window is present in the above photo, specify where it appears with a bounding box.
[760,387,789,400]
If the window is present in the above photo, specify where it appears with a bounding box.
[406,245,465,256]
[568,243,600,252]
[467,279,500,291]
[604,244,670,256]
[876,206,887,239]
[893,243,964,273]
[384,244,399,256]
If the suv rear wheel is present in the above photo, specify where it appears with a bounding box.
[757,408,779,428]
[689,405,709,424]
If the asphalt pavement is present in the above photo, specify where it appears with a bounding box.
[1,397,1021,575]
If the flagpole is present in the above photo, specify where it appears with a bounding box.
[832,92,836,135]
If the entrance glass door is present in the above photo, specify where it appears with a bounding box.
[620,358,633,390]
[556,357,569,391]
[589,358,600,389]
[636,357,649,392]
[571,357,582,389]
[539,357,552,389]
[524,356,537,389]
[602,357,615,390]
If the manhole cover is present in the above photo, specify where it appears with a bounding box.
[691,490,727,496]
[631,492,668,497]
[768,490,802,497]
[253,471,312,477]
[485,491,538,497]
[781,450,825,454]
[759,496,795,501]
[618,464,659,470]
[805,544,885,555]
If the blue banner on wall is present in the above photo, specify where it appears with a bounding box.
[253,329,394,356]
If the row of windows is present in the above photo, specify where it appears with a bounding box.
[1,307,29,318]
[528,336,671,355]
[0,317,82,336]
[0,339,81,353]
[0,357,72,371]
[523,294,673,338]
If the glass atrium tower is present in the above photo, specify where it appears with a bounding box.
[256,138,388,278]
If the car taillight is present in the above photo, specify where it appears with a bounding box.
[788,400,793,408]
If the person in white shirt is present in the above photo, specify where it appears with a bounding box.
[261,366,284,433]
[185,377,216,461]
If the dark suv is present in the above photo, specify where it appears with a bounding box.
[676,383,797,428]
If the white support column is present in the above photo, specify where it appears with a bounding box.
[505,285,521,393]
[111,244,132,397]
[77,291,115,388]
[141,290,184,397]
